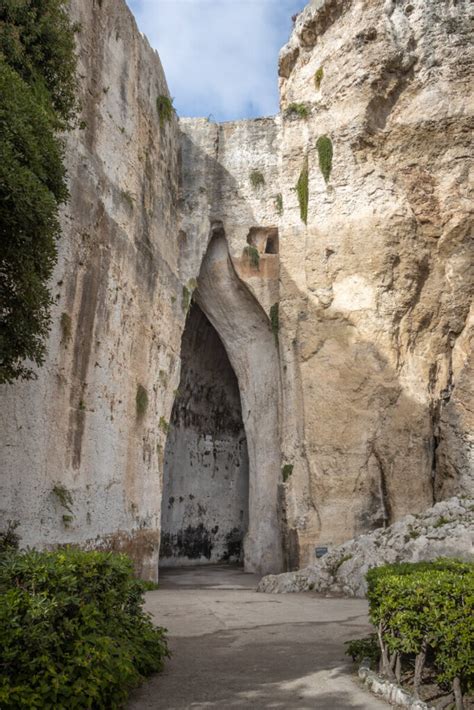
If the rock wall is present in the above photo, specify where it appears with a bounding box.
[275,0,474,565]
[0,0,472,578]
[0,0,183,579]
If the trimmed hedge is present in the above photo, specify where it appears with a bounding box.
[0,549,169,709]
[366,559,474,705]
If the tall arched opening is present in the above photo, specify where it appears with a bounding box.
[160,302,249,566]
[160,227,283,576]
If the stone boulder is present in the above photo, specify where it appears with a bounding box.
[258,497,474,597]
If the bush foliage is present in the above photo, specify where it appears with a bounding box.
[0,0,78,383]
[316,135,333,183]
[314,66,324,90]
[156,94,174,128]
[285,102,310,119]
[0,549,169,708]
[296,157,309,224]
[366,560,474,702]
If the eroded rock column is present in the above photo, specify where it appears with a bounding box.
[196,230,283,575]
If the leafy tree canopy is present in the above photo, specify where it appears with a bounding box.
[0,0,78,383]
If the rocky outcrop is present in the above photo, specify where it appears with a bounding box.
[275,0,474,566]
[258,497,474,597]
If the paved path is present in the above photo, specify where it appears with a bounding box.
[128,565,387,710]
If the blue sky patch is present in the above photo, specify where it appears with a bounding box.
[126,0,306,122]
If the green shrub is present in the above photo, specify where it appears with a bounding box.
[328,553,353,576]
[243,245,260,270]
[136,384,148,419]
[156,94,174,128]
[314,66,324,90]
[0,549,169,708]
[285,102,310,119]
[345,634,380,667]
[282,464,293,482]
[0,0,79,383]
[121,190,135,210]
[316,135,333,183]
[296,157,309,224]
[366,559,474,700]
[249,170,265,189]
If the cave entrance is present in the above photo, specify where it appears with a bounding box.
[160,302,249,567]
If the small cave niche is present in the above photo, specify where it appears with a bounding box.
[247,226,279,255]
[160,302,249,567]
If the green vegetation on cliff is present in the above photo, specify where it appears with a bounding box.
[316,135,333,183]
[296,157,309,224]
[0,0,79,383]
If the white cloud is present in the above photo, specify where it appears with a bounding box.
[128,0,304,121]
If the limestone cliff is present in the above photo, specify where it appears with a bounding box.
[276,0,473,564]
[0,0,183,578]
[0,0,472,578]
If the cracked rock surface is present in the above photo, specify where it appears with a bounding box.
[258,497,474,597]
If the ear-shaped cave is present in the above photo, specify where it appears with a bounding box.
[160,302,249,567]
[160,229,283,576]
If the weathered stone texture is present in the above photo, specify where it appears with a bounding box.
[258,497,474,597]
[0,0,472,578]
[0,0,182,579]
[276,0,474,564]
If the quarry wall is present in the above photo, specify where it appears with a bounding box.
[0,0,472,578]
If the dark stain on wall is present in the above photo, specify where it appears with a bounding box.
[160,524,213,560]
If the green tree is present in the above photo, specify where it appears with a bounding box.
[0,0,78,383]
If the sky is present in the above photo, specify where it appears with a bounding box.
[126,0,306,122]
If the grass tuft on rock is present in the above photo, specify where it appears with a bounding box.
[274,193,283,216]
[316,135,333,183]
[285,102,310,119]
[296,157,309,224]
[249,170,265,190]
[156,94,174,128]
[314,66,324,90]
[136,384,148,419]
[52,483,73,513]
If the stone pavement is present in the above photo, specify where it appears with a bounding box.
[128,565,388,710]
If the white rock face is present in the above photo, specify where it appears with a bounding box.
[0,0,182,579]
[257,497,474,597]
[0,0,472,579]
